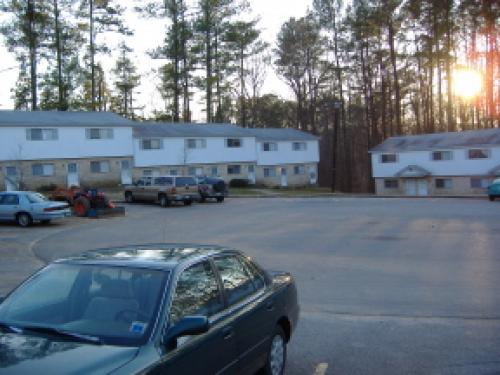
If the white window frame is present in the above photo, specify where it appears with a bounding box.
[186,138,207,149]
[169,169,178,176]
[292,142,307,151]
[188,167,204,176]
[380,153,398,163]
[435,178,453,189]
[227,165,241,175]
[431,150,453,161]
[90,161,110,174]
[264,167,277,177]
[26,128,58,141]
[384,179,399,189]
[32,163,55,177]
[467,148,490,160]
[262,142,278,152]
[226,138,242,148]
[141,138,163,150]
[210,167,218,177]
[293,165,305,175]
[86,128,114,140]
[470,178,490,189]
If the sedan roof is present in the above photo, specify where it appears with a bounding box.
[55,243,236,270]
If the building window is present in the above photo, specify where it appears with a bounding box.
[470,178,490,189]
[90,161,110,173]
[432,151,453,161]
[263,142,278,151]
[188,167,204,176]
[380,154,397,163]
[384,179,399,189]
[227,165,241,175]
[435,178,453,189]
[6,166,17,176]
[293,165,305,175]
[292,142,307,151]
[468,149,490,159]
[86,128,113,140]
[141,139,162,150]
[210,167,218,177]
[169,169,178,176]
[226,138,242,148]
[142,169,153,176]
[264,167,276,177]
[32,163,55,176]
[186,138,206,149]
[26,128,58,141]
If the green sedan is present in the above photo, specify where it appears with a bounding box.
[488,178,500,201]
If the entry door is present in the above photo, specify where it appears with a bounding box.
[308,166,317,185]
[121,160,132,185]
[417,180,428,196]
[405,180,417,196]
[247,165,256,185]
[5,167,18,191]
[67,163,80,187]
[280,167,288,187]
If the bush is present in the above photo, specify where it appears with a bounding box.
[229,178,249,188]
[36,183,58,192]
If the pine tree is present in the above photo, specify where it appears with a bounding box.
[111,42,140,119]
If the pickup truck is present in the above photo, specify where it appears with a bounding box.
[124,176,200,206]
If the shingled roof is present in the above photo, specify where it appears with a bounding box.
[370,128,500,153]
[134,123,318,140]
[0,110,134,127]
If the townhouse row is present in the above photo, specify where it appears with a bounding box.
[0,111,319,191]
[370,128,500,196]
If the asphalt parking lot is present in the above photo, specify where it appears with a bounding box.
[1,197,499,374]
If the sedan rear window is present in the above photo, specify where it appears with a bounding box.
[175,177,197,186]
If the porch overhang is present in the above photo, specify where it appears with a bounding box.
[395,165,431,178]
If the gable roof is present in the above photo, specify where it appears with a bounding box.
[245,127,318,141]
[0,110,134,127]
[370,128,500,153]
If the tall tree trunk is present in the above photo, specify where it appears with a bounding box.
[445,2,455,132]
[27,0,37,110]
[172,2,180,122]
[53,0,65,110]
[90,0,96,111]
[204,6,212,122]
[239,47,246,127]
[388,20,401,134]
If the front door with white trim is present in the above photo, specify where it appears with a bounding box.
[405,180,417,196]
[417,179,428,196]
[67,163,80,187]
[5,167,18,191]
[247,165,256,185]
[121,160,132,185]
[308,166,317,185]
[280,167,288,187]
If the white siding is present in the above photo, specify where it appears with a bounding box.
[256,140,319,166]
[133,137,257,167]
[371,147,500,177]
[0,126,133,161]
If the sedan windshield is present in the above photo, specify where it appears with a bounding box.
[0,264,168,346]
[25,192,48,203]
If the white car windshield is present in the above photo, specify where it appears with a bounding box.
[0,264,168,346]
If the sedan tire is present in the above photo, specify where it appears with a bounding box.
[16,213,33,228]
[262,326,287,375]
[489,195,495,201]
[125,192,134,203]
[159,194,169,208]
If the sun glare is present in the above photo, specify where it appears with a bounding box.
[453,67,483,100]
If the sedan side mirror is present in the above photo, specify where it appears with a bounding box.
[0,296,4,304]
[164,316,209,347]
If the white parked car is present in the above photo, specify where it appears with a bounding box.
[0,191,71,227]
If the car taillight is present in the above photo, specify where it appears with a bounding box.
[171,187,177,194]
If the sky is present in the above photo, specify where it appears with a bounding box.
[0,0,311,120]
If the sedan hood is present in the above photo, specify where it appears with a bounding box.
[0,333,138,375]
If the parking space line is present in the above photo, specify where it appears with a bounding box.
[314,362,328,375]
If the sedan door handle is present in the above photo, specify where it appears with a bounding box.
[266,300,275,311]
[221,327,233,340]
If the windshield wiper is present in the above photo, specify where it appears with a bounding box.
[0,321,23,333]
[21,325,102,345]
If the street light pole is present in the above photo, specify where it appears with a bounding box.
[331,101,341,193]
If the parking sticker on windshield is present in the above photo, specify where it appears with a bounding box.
[130,322,147,334]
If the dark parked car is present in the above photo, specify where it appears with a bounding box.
[197,177,228,203]
[488,178,500,201]
[0,244,299,375]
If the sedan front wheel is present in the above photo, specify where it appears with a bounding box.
[17,213,33,227]
[263,326,287,375]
